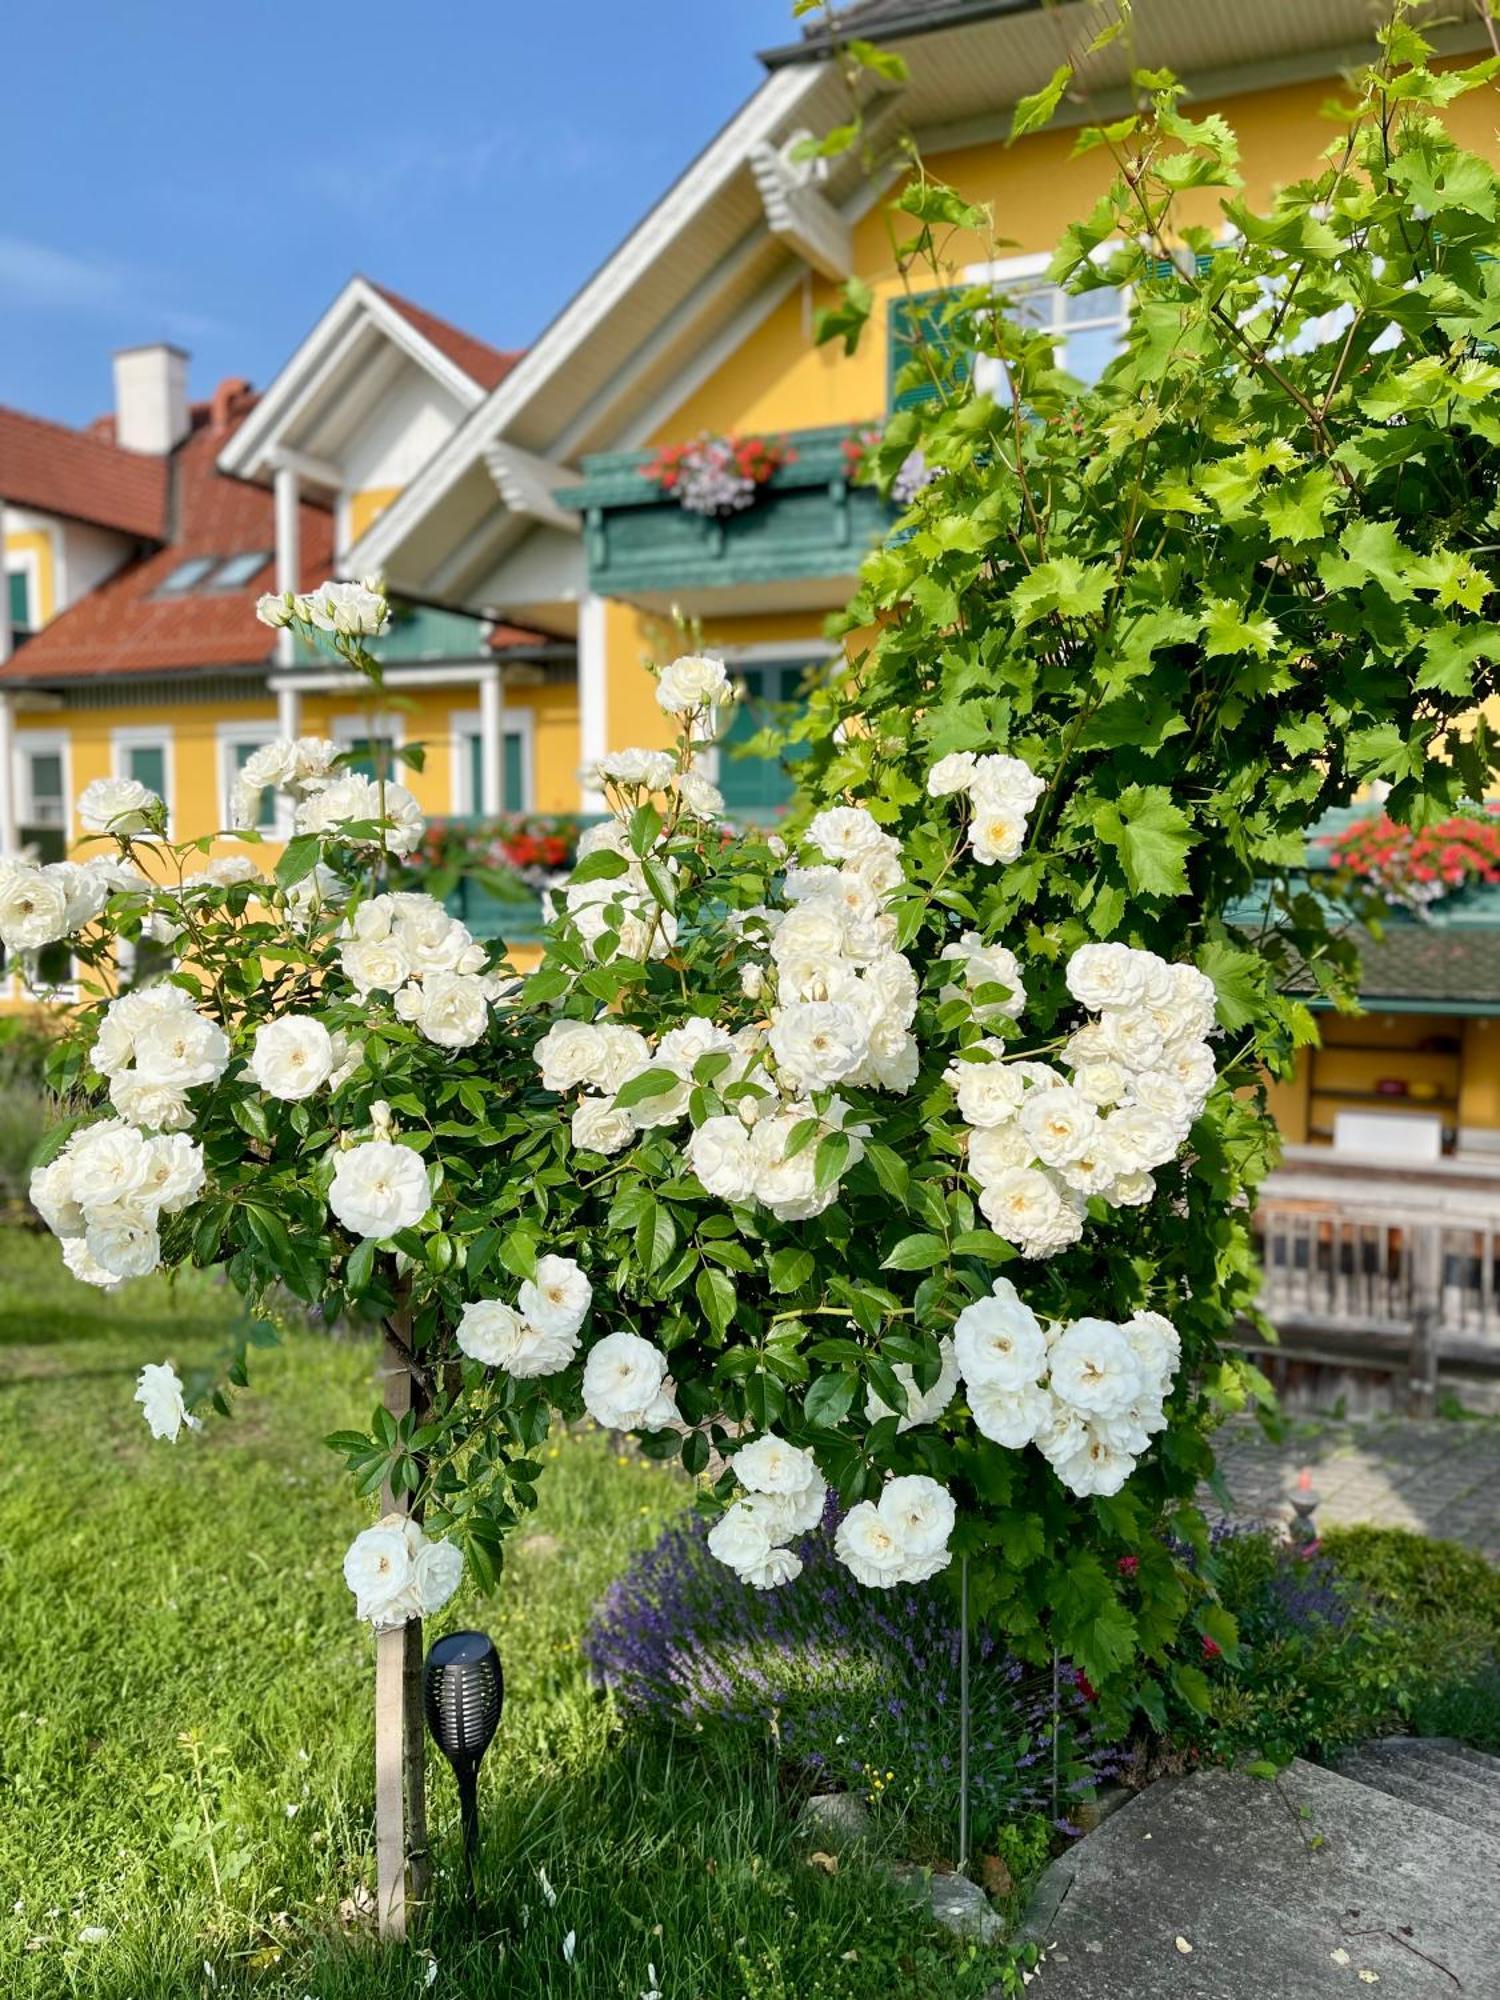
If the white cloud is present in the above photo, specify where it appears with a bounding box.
[0,234,223,340]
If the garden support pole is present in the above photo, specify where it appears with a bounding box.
[958,1555,971,1874]
[374,1311,430,1940]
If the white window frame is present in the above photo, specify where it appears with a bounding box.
[111,725,175,835]
[964,248,1130,400]
[450,705,534,816]
[216,721,291,837]
[14,728,71,836]
[331,710,406,769]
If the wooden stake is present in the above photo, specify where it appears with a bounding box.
[374,1309,428,1940]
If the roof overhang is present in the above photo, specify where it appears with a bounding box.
[215,276,490,491]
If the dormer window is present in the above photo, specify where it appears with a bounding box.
[158,556,218,593]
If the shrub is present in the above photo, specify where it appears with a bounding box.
[586,1498,1117,1854]
[0,1016,62,1216]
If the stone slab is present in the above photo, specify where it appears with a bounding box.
[1020,1759,1500,1997]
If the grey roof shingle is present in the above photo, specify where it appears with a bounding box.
[1304,927,1500,1014]
[760,0,1038,65]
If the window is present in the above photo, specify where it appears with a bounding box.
[20,745,66,832]
[210,551,272,589]
[888,288,974,412]
[223,735,279,832]
[158,557,218,594]
[112,730,171,828]
[714,662,813,823]
[7,568,34,641]
[343,735,397,782]
[456,714,530,815]
[969,259,1129,400]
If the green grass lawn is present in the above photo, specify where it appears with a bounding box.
[0,1231,1014,2000]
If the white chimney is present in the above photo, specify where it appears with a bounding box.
[112,344,191,455]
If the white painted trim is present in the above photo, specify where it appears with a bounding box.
[963,246,1129,396]
[270,664,499,694]
[450,703,535,815]
[215,720,291,837]
[111,724,175,836]
[712,637,838,664]
[577,593,608,814]
[217,275,489,483]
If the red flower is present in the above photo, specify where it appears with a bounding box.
[1117,1555,1140,1577]
[1074,1669,1098,1702]
[1201,1636,1222,1661]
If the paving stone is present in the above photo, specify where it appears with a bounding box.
[1019,1758,1500,1997]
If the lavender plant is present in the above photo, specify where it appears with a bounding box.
[586,1497,1116,1850]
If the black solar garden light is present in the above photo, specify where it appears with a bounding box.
[424,1630,503,1902]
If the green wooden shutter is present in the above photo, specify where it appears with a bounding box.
[127,743,167,805]
[467,734,485,815]
[7,569,31,635]
[716,664,811,823]
[888,288,969,412]
[502,731,525,814]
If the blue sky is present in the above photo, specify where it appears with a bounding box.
[2,1,799,427]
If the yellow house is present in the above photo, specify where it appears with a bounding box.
[7,0,1500,1156]
[346,0,1500,1160]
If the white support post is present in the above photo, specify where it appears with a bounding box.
[273,462,300,671]
[276,681,301,743]
[578,592,608,814]
[478,665,503,817]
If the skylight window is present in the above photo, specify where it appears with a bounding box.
[158,556,217,593]
[211,550,272,588]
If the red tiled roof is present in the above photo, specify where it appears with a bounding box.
[0,390,334,683]
[371,283,521,393]
[0,403,169,540]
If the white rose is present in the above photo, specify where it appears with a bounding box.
[87,1206,161,1279]
[769,901,848,968]
[1047,1317,1144,1419]
[707,1496,797,1588]
[61,1237,123,1290]
[250,1015,334,1100]
[255,590,295,629]
[1123,1309,1182,1389]
[303,578,389,637]
[414,971,490,1050]
[748,1115,832,1223]
[593,747,676,790]
[517,1254,592,1340]
[537,1019,612,1095]
[938,932,1025,1022]
[833,1501,909,1588]
[734,1435,821,1500]
[948,1049,1028,1129]
[879,1475,955,1560]
[414,1536,464,1616]
[342,935,413,995]
[132,1007,230,1091]
[977,1167,1072,1251]
[456,1299,529,1366]
[805,806,892,865]
[1103,1104,1181,1173]
[78,775,161,836]
[297,774,423,855]
[1066,942,1150,1012]
[328,1140,431,1240]
[967,1122,1034,1183]
[1108,1168,1155,1207]
[581,1331,677,1431]
[107,1075,193,1132]
[30,1157,84,1237]
[968,797,1029,866]
[927,751,978,797]
[656,653,731,715]
[1018,1085,1101,1169]
[953,1280,1047,1391]
[343,1519,415,1626]
[1167,963,1219,1040]
[239,738,299,791]
[0,865,71,951]
[1098,1008,1166,1073]
[865,1337,958,1431]
[1161,1040,1216,1108]
[688,1116,758,1203]
[1046,1426,1136,1498]
[1071,1057,1130,1109]
[970,754,1045,812]
[66,1122,153,1209]
[768,1000,868,1092]
[969,1379,1052,1449]
[673,769,725,819]
[293,736,341,786]
[139,1132,204,1214]
[571,1097,637,1156]
[134,1361,199,1441]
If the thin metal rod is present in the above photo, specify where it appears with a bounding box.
[958,1554,971,1872]
[1051,1649,1060,1819]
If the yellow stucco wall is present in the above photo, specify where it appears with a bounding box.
[346,486,402,545]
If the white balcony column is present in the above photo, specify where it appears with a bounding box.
[272,460,300,670]
[577,592,608,814]
[276,680,301,743]
[0,694,16,860]
[0,500,15,857]
[478,664,503,816]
